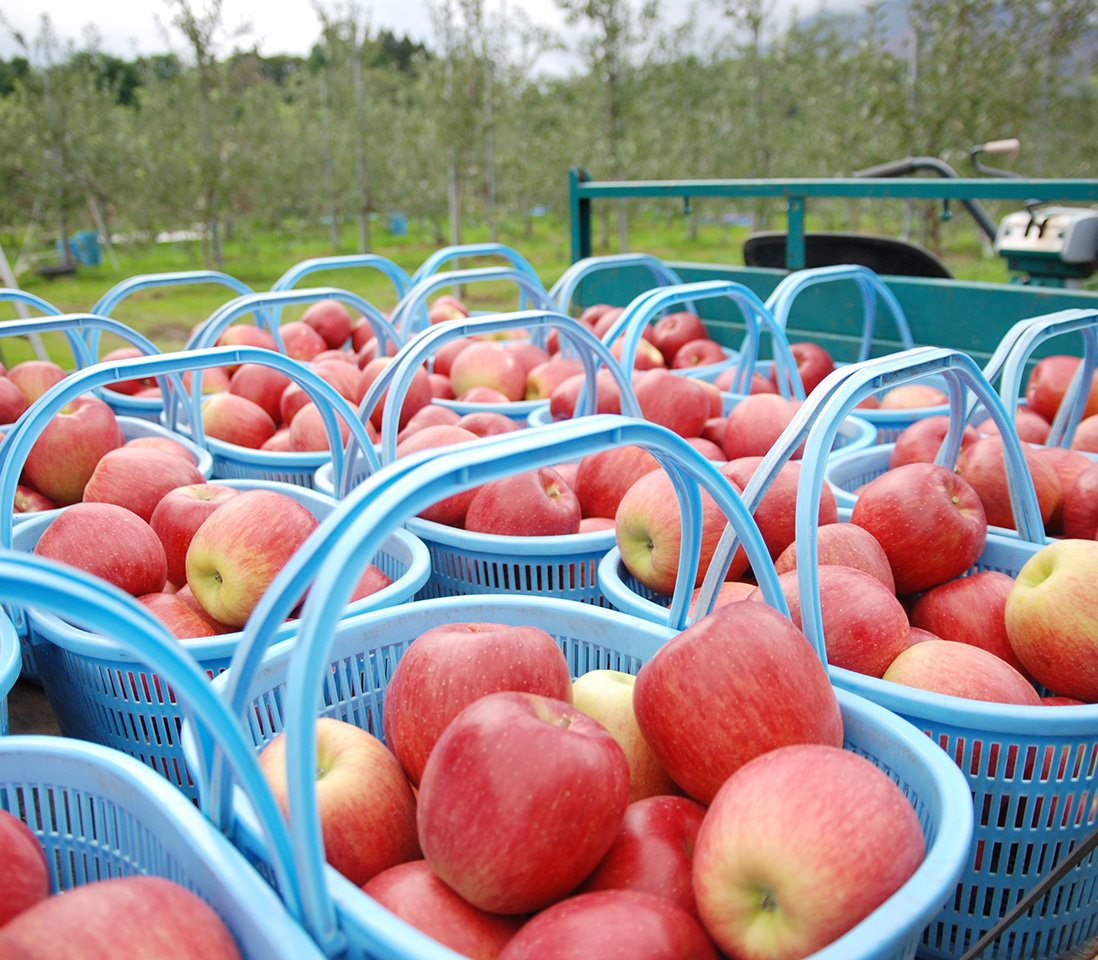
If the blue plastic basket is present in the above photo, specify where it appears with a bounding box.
[699,347,1098,960]
[178,289,396,486]
[322,309,640,606]
[823,308,1098,513]
[0,553,326,959]
[0,355,428,803]
[189,416,972,960]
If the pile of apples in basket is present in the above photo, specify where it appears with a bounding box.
[4,293,1098,960]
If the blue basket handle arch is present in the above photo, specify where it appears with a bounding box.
[764,264,916,381]
[390,266,557,342]
[597,279,802,398]
[271,254,413,301]
[978,308,1098,448]
[0,550,306,925]
[549,253,695,317]
[695,347,1048,666]
[410,242,542,290]
[88,270,259,358]
[207,415,786,955]
[186,288,402,360]
[0,288,64,318]
[355,309,642,484]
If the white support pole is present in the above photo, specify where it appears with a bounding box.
[0,241,51,361]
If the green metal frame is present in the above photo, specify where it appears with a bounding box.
[567,168,1098,363]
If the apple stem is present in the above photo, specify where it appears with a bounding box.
[556,714,576,730]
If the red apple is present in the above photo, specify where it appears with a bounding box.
[0,875,244,960]
[416,691,631,915]
[149,482,242,586]
[185,488,319,627]
[610,335,665,371]
[261,428,292,452]
[1062,462,1098,539]
[362,860,523,959]
[278,320,327,362]
[591,306,626,339]
[450,342,526,402]
[201,392,277,450]
[721,393,800,460]
[572,669,677,801]
[770,341,835,396]
[909,570,1029,676]
[548,369,623,420]
[498,889,718,960]
[615,465,742,597]
[719,456,839,564]
[505,340,551,380]
[671,339,728,371]
[258,716,420,887]
[688,581,757,617]
[137,591,220,639]
[356,358,434,432]
[428,373,455,400]
[882,638,1041,704]
[577,795,707,918]
[525,358,584,401]
[633,601,844,805]
[1004,538,1098,702]
[215,323,280,360]
[288,401,352,452]
[976,406,1052,444]
[773,521,895,593]
[7,360,66,406]
[749,566,911,678]
[394,425,481,526]
[888,415,980,470]
[122,435,198,465]
[300,298,353,349]
[99,347,159,396]
[956,434,1061,532]
[453,411,521,438]
[1032,445,1094,535]
[428,294,470,325]
[81,446,206,523]
[0,810,50,927]
[850,462,988,596]
[14,485,55,515]
[33,501,167,597]
[878,383,949,409]
[0,375,27,423]
[1026,355,1098,423]
[22,396,123,506]
[464,467,581,536]
[432,337,477,379]
[633,368,710,438]
[649,311,709,366]
[456,385,512,404]
[228,363,293,423]
[181,366,232,396]
[382,621,573,787]
[396,403,463,442]
[693,744,926,960]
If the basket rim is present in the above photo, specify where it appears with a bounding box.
[404,514,618,554]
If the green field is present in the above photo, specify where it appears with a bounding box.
[0,212,1014,369]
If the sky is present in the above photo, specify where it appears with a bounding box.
[0,0,579,64]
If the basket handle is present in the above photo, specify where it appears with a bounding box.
[410,242,542,290]
[548,253,693,316]
[987,307,1098,447]
[270,254,413,303]
[391,266,557,341]
[696,347,1048,665]
[0,346,379,552]
[764,264,916,367]
[206,415,785,954]
[88,270,258,357]
[185,287,402,359]
[0,288,64,317]
[0,550,307,925]
[596,279,800,398]
[357,309,641,478]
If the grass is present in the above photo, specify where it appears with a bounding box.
[0,209,1019,369]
